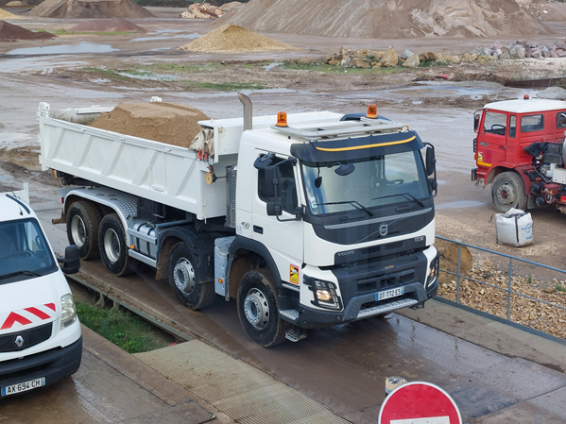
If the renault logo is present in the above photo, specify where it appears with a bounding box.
[379,223,389,237]
[14,335,24,349]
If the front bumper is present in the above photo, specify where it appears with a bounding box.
[0,337,82,396]
[281,279,438,329]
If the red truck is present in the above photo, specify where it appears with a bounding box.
[471,96,566,213]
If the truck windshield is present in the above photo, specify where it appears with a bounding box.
[302,151,429,215]
[0,218,58,283]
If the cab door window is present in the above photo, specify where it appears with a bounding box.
[483,111,507,136]
[258,158,298,214]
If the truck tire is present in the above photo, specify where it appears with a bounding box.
[66,200,101,260]
[168,243,215,310]
[491,172,528,213]
[99,214,136,277]
[237,269,287,348]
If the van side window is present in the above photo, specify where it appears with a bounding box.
[483,111,506,136]
[509,115,516,138]
[557,112,566,129]
[257,158,298,214]
[521,114,544,132]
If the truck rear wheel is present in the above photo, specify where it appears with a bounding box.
[168,243,215,310]
[66,200,101,260]
[237,269,287,348]
[491,172,528,213]
[99,214,136,277]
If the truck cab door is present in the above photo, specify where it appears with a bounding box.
[478,110,509,167]
[251,151,304,288]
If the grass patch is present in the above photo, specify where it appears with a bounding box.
[418,60,449,68]
[281,62,403,75]
[144,63,222,73]
[77,302,172,353]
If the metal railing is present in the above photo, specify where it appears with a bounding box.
[436,236,566,321]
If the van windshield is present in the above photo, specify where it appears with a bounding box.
[0,218,58,283]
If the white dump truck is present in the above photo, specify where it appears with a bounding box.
[0,185,82,397]
[38,94,439,347]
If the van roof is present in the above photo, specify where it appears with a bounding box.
[0,194,33,222]
[485,98,566,114]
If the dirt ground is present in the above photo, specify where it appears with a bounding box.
[1,6,566,279]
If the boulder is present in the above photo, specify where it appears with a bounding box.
[353,59,371,68]
[499,51,511,60]
[400,49,414,60]
[419,51,437,62]
[379,46,398,67]
[402,53,420,68]
[445,55,461,64]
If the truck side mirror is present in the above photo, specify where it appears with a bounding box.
[425,146,435,176]
[473,110,481,133]
[266,201,280,216]
[58,245,80,274]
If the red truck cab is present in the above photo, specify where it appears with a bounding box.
[472,96,566,212]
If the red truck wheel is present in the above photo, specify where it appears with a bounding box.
[491,172,528,213]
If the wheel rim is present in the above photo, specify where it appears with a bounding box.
[244,288,269,330]
[71,215,86,248]
[496,182,516,206]
[174,258,195,294]
[103,228,121,263]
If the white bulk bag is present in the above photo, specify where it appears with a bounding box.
[495,208,534,247]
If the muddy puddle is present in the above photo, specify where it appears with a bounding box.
[6,42,119,56]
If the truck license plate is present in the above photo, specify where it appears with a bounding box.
[377,287,404,301]
[1,378,45,396]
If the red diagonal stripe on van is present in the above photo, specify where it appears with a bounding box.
[1,312,32,330]
[45,303,56,311]
[24,307,50,320]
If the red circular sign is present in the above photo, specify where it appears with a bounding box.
[379,381,462,424]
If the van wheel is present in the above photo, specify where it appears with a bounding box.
[66,201,101,260]
[492,172,528,213]
[237,269,287,348]
[168,243,215,310]
[99,214,136,277]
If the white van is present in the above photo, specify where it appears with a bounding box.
[0,185,82,397]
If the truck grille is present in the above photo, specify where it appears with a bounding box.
[0,322,53,353]
[357,269,415,294]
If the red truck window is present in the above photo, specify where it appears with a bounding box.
[483,111,507,136]
[509,115,516,138]
[556,112,566,129]
[520,114,544,132]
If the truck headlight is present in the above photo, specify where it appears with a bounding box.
[60,293,77,329]
[305,277,342,310]
[426,255,439,288]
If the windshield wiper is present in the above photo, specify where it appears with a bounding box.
[0,270,41,280]
[372,193,425,208]
[315,200,374,216]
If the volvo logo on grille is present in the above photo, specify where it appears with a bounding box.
[14,335,24,348]
[379,223,389,237]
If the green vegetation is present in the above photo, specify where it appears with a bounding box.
[555,282,566,292]
[81,67,132,80]
[282,62,404,75]
[144,63,223,72]
[418,60,449,68]
[77,302,172,353]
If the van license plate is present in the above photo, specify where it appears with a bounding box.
[1,378,45,396]
[377,287,404,301]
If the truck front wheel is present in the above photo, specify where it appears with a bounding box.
[491,172,528,213]
[237,269,287,348]
[99,214,137,277]
[66,200,101,260]
[168,243,215,310]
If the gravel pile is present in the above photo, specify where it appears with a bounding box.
[474,39,566,59]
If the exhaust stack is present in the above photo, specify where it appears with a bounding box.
[238,92,252,131]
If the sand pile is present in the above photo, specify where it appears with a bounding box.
[178,24,298,53]
[69,18,144,32]
[225,0,553,38]
[27,0,154,19]
[88,102,209,149]
[0,7,21,19]
[180,3,222,19]
[0,20,55,40]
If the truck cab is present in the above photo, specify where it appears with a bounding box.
[472,96,566,212]
[0,186,82,398]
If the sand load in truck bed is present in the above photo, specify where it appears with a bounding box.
[177,24,298,53]
[88,102,209,149]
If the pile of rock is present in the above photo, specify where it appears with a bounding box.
[473,40,566,59]
[180,3,223,19]
[326,47,462,69]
